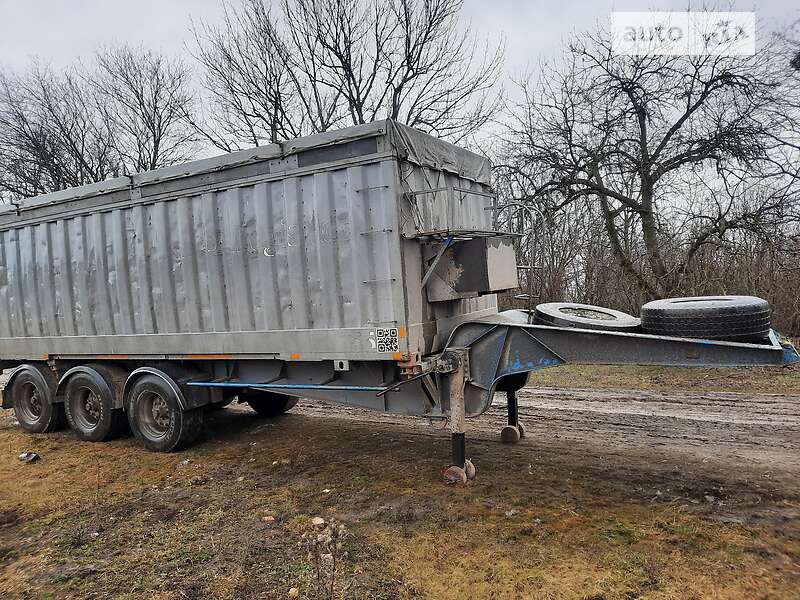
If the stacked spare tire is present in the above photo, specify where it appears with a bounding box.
[639,296,771,342]
[532,295,771,343]
[533,302,641,332]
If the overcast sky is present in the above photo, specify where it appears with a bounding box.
[0,0,797,75]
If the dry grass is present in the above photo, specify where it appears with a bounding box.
[1,365,799,599]
[375,504,800,599]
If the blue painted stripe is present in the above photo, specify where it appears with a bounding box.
[185,381,388,392]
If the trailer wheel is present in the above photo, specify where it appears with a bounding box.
[127,375,203,452]
[533,302,641,332]
[9,367,65,433]
[640,296,771,342]
[64,373,127,442]
[240,390,298,417]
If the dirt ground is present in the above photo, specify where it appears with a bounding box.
[1,364,799,599]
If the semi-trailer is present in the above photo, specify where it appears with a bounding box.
[1,120,795,478]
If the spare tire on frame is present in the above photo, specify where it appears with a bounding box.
[240,390,298,417]
[533,302,641,332]
[640,295,771,342]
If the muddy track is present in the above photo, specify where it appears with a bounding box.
[282,385,800,527]
[292,386,800,471]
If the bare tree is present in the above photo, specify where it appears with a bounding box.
[93,45,196,172]
[0,62,117,200]
[0,48,196,202]
[189,1,313,149]
[781,18,800,71]
[500,24,800,299]
[190,0,503,150]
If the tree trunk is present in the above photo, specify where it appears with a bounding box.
[639,180,670,296]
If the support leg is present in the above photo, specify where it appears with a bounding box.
[509,389,526,437]
[449,359,466,469]
[451,432,466,468]
[501,390,523,443]
[507,389,518,427]
[441,349,475,483]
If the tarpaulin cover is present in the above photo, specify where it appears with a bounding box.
[281,119,491,183]
[4,119,491,213]
[385,120,491,184]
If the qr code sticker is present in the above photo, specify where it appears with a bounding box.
[375,327,399,353]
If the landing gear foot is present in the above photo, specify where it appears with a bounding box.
[501,425,521,444]
[443,465,467,485]
[464,458,476,480]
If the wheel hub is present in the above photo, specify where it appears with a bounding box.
[29,390,43,416]
[83,394,101,420]
[151,397,170,429]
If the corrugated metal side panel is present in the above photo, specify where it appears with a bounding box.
[0,159,404,349]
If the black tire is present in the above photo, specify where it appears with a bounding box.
[127,375,204,452]
[533,302,641,332]
[640,295,771,342]
[240,390,298,417]
[63,373,127,442]
[10,367,65,433]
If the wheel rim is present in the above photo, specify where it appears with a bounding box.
[16,382,44,424]
[136,390,171,440]
[69,386,102,431]
[557,306,616,321]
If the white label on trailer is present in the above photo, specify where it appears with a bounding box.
[371,328,399,353]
